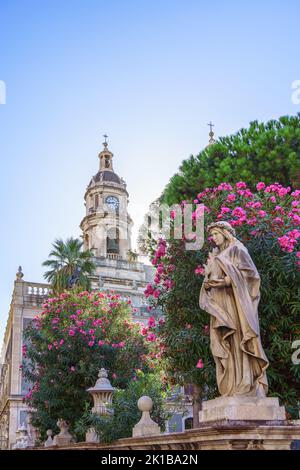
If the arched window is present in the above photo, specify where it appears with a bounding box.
[105,155,110,168]
[95,194,99,209]
[107,227,119,254]
[84,234,89,249]
[184,417,193,430]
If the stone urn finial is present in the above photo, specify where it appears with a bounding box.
[16,266,24,281]
[87,368,115,416]
[85,368,115,444]
[132,396,161,437]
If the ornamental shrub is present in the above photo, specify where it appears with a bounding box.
[145,182,300,417]
[22,289,154,440]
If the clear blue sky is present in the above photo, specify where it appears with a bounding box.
[0,0,299,344]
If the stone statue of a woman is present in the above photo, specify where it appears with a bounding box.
[199,221,269,398]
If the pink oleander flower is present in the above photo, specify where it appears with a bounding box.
[70,366,75,372]
[195,266,205,275]
[273,217,284,225]
[246,217,257,226]
[256,182,266,191]
[88,341,94,347]
[236,182,247,190]
[112,373,117,379]
[258,210,267,218]
[232,207,246,218]
[48,344,53,350]
[220,206,231,214]
[163,279,174,290]
[217,183,233,191]
[153,289,161,299]
[146,332,156,342]
[227,193,236,203]
[292,190,300,199]
[157,265,164,274]
[148,316,156,328]
[68,329,75,336]
[144,284,154,297]
[98,340,105,346]
[196,359,204,369]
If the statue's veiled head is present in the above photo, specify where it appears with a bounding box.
[207,221,236,248]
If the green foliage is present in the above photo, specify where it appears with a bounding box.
[75,372,171,443]
[42,237,96,294]
[163,114,300,205]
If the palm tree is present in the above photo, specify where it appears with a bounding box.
[42,237,96,294]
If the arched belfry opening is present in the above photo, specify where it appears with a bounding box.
[107,227,119,254]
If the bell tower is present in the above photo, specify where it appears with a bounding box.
[80,137,133,260]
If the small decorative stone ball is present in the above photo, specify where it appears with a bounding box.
[138,396,153,412]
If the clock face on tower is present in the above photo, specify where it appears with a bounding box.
[105,196,119,211]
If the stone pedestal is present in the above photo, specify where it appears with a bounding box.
[53,420,73,446]
[132,396,161,438]
[199,396,286,423]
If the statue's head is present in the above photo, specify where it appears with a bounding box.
[207,221,236,248]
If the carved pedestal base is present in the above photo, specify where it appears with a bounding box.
[199,396,286,422]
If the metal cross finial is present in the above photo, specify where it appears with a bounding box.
[207,121,214,133]
[207,121,216,145]
[103,134,108,148]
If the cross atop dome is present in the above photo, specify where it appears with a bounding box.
[103,133,109,149]
[207,121,216,146]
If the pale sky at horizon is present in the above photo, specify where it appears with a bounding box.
[0,0,299,345]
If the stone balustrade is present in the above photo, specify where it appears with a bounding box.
[22,421,300,450]
[23,282,51,306]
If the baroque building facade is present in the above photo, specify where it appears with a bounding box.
[0,141,157,449]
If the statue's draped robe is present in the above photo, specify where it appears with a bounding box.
[199,241,269,397]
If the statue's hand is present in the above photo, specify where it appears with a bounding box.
[206,277,231,288]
